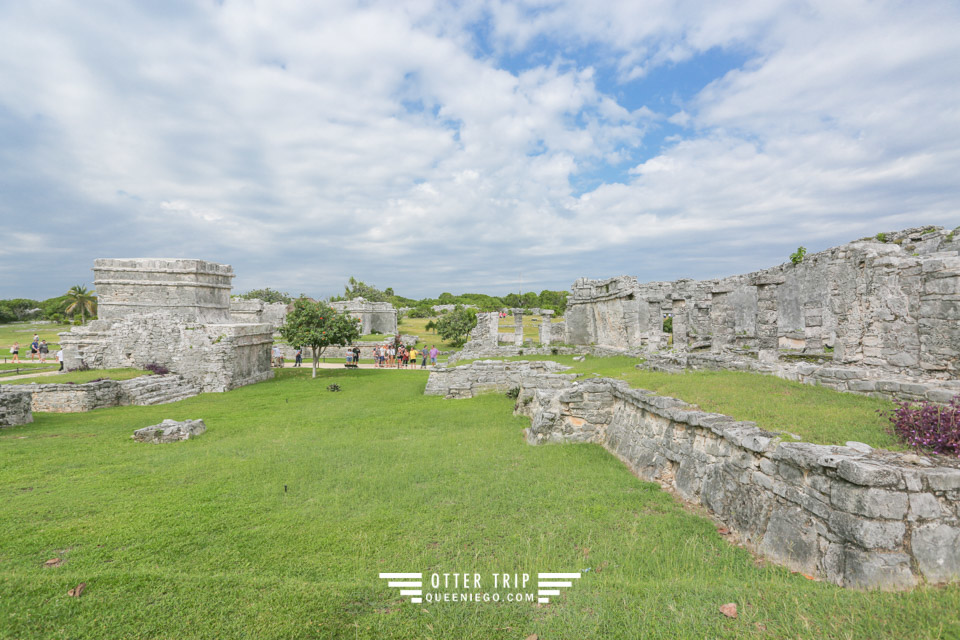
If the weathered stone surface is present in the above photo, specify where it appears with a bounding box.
[24,375,200,413]
[132,419,206,443]
[0,388,33,427]
[425,360,578,399]
[60,258,273,393]
[329,297,397,335]
[911,523,960,583]
[843,548,916,591]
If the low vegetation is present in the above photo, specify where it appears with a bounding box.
[1,368,956,639]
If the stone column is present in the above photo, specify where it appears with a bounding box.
[671,296,688,351]
[513,309,524,346]
[710,286,735,353]
[803,302,823,352]
[539,310,554,345]
[753,275,784,363]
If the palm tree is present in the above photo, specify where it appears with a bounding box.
[65,285,97,325]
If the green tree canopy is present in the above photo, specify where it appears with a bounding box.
[64,286,96,324]
[435,305,478,347]
[279,298,361,378]
[237,288,292,304]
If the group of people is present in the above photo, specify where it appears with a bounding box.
[373,344,439,368]
[9,334,64,370]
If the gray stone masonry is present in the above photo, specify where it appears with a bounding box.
[564,226,960,390]
[133,419,206,443]
[521,375,960,590]
[329,297,398,335]
[539,310,555,346]
[60,258,273,393]
[424,360,579,399]
[513,309,524,346]
[229,299,288,330]
[0,387,33,427]
[25,375,200,413]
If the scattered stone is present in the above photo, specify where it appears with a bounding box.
[132,419,206,444]
[67,582,86,598]
[44,558,62,568]
[845,441,874,454]
[0,388,33,428]
[719,603,737,618]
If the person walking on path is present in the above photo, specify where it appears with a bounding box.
[30,337,39,361]
[429,345,438,366]
[10,342,20,364]
[421,348,428,369]
[353,346,361,365]
[39,340,49,363]
[294,346,303,367]
[56,347,64,371]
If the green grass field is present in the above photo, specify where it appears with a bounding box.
[1,368,957,639]
[0,321,73,355]
[1,368,150,385]
[455,355,900,450]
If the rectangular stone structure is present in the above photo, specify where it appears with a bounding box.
[329,297,398,335]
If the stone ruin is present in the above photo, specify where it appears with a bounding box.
[59,259,274,393]
[0,387,32,427]
[557,226,960,401]
[329,297,398,335]
[229,298,288,330]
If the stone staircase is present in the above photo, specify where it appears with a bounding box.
[118,374,200,406]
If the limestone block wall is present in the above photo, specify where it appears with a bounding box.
[565,227,960,381]
[94,258,234,323]
[524,377,960,590]
[0,388,33,427]
[25,375,199,413]
[229,299,288,329]
[60,315,273,393]
[329,298,398,335]
[424,360,578,399]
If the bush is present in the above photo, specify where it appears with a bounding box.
[327,384,342,392]
[790,246,807,265]
[662,316,673,334]
[67,362,90,372]
[144,362,170,375]
[505,386,520,399]
[875,232,888,243]
[882,396,960,456]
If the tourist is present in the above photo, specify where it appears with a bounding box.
[420,348,428,369]
[388,344,395,367]
[10,341,19,364]
[373,345,380,368]
[56,347,63,371]
[294,346,302,367]
[429,345,438,366]
[409,347,417,368]
[272,345,284,367]
[380,345,387,367]
[353,346,361,365]
[403,346,410,368]
[30,337,39,361]
[39,340,49,363]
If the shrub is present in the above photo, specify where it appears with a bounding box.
[662,316,673,334]
[327,384,342,392]
[144,363,170,375]
[882,396,960,456]
[790,246,807,264]
[505,386,520,399]
[67,362,90,372]
[551,347,559,355]
[875,232,888,243]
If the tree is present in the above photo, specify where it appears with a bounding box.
[435,305,477,347]
[279,297,361,378]
[64,285,97,325]
[238,288,291,304]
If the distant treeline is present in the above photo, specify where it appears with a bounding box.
[239,278,570,317]
[0,295,75,324]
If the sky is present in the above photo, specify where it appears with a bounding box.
[2,0,960,300]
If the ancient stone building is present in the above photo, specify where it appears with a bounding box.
[229,299,288,330]
[59,259,273,392]
[564,227,960,380]
[329,297,397,335]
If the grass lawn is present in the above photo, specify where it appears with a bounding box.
[1,368,151,385]
[455,355,900,450]
[1,368,956,639]
[397,317,458,352]
[0,321,74,355]
[0,362,58,371]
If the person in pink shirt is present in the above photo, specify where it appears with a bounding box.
[429,346,438,366]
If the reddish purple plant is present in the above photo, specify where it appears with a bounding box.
[144,362,170,375]
[882,396,960,456]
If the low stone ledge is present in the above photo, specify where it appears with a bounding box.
[23,375,200,413]
[424,360,578,399]
[0,387,33,427]
[521,376,960,591]
[132,419,206,443]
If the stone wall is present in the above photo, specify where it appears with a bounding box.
[25,375,199,413]
[229,299,288,329]
[60,258,274,393]
[565,227,960,383]
[424,360,579,399]
[329,298,398,334]
[0,388,32,427]
[523,376,960,590]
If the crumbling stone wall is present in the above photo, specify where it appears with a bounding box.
[60,259,273,393]
[329,298,397,335]
[523,377,960,590]
[0,388,32,427]
[424,360,578,399]
[25,375,199,413]
[565,227,960,381]
[229,299,288,330]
